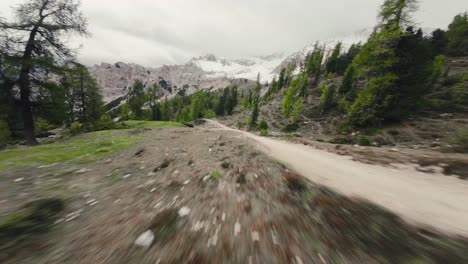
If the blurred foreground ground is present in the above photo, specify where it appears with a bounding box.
[1,122,468,263]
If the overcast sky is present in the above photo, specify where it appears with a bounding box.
[1,0,466,67]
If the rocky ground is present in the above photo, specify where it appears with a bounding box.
[1,124,468,264]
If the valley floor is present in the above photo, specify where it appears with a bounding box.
[0,122,467,263]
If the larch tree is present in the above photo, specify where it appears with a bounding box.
[0,0,88,145]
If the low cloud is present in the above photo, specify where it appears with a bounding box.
[1,0,466,66]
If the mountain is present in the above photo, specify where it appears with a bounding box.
[91,29,372,103]
[92,61,253,103]
[91,54,282,103]
[190,52,287,81]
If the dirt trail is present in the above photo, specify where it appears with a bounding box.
[207,120,468,236]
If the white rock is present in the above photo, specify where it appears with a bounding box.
[150,188,156,193]
[105,159,112,164]
[178,206,191,217]
[203,175,210,182]
[147,172,156,176]
[173,170,179,174]
[192,221,205,232]
[318,253,326,264]
[134,230,155,248]
[86,199,96,205]
[222,213,226,222]
[75,168,90,174]
[272,230,279,245]
[123,174,132,179]
[183,180,190,185]
[295,256,304,264]
[234,222,241,236]
[14,178,24,182]
[251,231,260,242]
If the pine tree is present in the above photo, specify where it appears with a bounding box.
[446,12,468,56]
[0,0,88,145]
[128,80,146,119]
[249,74,261,129]
[147,83,161,120]
[305,43,324,85]
[340,65,357,95]
[226,85,238,115]
[347,0,433,126]
[326,42,342,73]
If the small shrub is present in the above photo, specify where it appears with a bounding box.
[258,120,269,130]
[387,129,400,136]
[154,158,173,171]
[330,136,353,145]
[451,127,468,153]
[69,122,83,135]
[283,123,299,132]
[363,127,383,136]
[210,170,222,180]
[237,121,245,129]
[35,117,54,134]
[337,98,350,113]
[357,135,372,146]
[95,114,115,130]
[0,120,11,147]
[283,172,306,191]
[373,135,392,146]
[260,129,269,136]
[338,122,352,134]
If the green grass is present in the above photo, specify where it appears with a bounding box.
[0,130,139,170]
[122,120,184,129]
[0,121,184,170]
[210,170,222,180]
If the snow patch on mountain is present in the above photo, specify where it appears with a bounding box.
[273,28,371,74]
[190,53,287,82]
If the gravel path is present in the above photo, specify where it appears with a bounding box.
[208,120,468,236]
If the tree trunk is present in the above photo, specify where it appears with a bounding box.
[80,70,86,123]
[18,26,41,146]
[18,73,37,145]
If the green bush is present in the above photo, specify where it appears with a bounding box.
[260,129,269,136]
[337,98,350,113]
[35,117,54,134]
[0,120,11,147]
[356,135,372,146]
[451,127,468,153]
[204,109,216,119]
[330,136,353,145]
[95,114,115,130]
[283,123,299,132]
[70,122,83,135]
[258,120,269,130]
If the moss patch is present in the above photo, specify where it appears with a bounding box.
[0,198,64,252]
